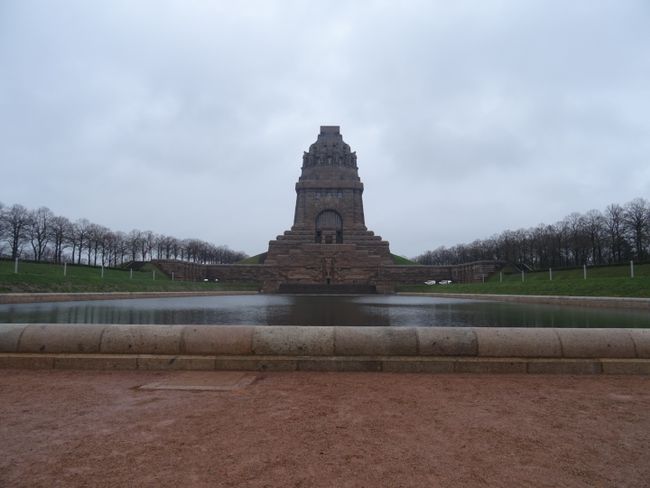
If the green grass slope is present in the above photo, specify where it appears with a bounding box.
[0,260,258,293]
[237,252,267,264]
[391,254,418,265]
[398,263,650,298]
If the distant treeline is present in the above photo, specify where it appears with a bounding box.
[415,198,650,269]
[0,202,248,266]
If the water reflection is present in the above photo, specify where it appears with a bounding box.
[0,294,648,328]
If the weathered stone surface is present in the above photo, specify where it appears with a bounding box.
[252,326,334,356]
[453,358,527,374]
[628,329,650,358]
[0,324,27,352]
[417,327,477,356]
[213,356,298,371]
[334,327,417,356]
[297,358,383,372]
[557,329,636,358]
[475,328,561,358]
[100,325,183,355]
[382,358,456,373]
[601,359,650,375]
[182,325,254,355]
[250,359,298,371]
[527,359,602,374]
[54,355,137,370]
[0,354,55,369]
[19,324,104,353]
[137,356,215,371]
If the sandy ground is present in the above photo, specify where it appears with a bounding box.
[1,370,649,488]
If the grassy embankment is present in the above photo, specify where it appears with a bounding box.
[0,260,258,293]
[391,254,418,265]
[398,263,650,298]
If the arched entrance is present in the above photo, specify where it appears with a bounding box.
[315,210,343,244]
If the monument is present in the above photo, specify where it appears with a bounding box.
[264,126,393,293]
[154,126,502,292]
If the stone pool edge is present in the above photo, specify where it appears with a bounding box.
[1,324,649,374]
[398,292,650,310]
[0,291,259,305]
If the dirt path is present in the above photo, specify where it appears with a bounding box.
[1,370,649,487]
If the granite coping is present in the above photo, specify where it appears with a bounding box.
[0,291,258,305]
[1,324,648,359]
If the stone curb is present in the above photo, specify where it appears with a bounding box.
[398,293,650,310]
[1,325,649,361]
[0,291,258,305]
[1,353,650,374]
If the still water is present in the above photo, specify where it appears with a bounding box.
[0,295,648,328]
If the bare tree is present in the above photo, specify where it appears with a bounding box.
[127,230,143,262]
[415,197,650,269]
[0,202,6,255]
[72,219,92,265]
[1,204,30,259]
[624,198,649,260]
[50,215,72,263]
[140,231,156,261]
[26,207,54,262]
[604,203,627,263]
[86,224,109,266]
[0,202,248,267]
[583,209,606,265]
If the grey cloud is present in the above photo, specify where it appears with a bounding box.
[1,0,649,257]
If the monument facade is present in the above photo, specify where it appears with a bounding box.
[264,126,393,292]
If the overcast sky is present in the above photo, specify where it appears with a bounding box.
[1,0,649,257]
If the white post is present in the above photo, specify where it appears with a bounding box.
[583,264,587,280]
[521,270,525,282]
[172,272,175,281]
[499,271,503,283]
[482,275,485,283]
[130,268,133,279]
[153,270,156,281]
[631,260,634,278]
[101,266,104,278]
[64,262,67,277]
[549,268,552,281]
[14,258,18,274]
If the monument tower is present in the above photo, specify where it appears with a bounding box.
[264,126,393,292]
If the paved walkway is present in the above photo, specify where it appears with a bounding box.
[1,370,649,487]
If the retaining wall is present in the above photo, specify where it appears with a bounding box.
[1,324,649,374]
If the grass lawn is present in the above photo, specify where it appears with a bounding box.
[0,260,258,293]
[398,263,650,298]
[237,252,267,264]
[391,254,418,265]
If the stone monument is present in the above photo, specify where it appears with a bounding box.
[264,126,393,292]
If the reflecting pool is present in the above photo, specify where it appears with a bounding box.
[0,294,648,328]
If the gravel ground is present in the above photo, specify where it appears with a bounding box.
[1,370,649,488]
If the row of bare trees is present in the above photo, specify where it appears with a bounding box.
[415,198,650,269]
[0,203,247,266]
